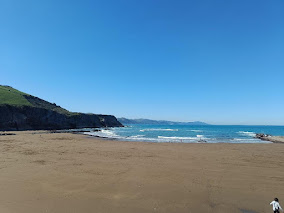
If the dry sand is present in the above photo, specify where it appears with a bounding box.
[0,131,284,213]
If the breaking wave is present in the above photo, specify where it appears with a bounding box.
[237,131,256,137]
[140,128,178,132]
[82,125,275,144]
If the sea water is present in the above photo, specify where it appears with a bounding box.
[84,125,284,143]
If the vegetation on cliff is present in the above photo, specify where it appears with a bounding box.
[0,85,122,130]
[0,85,72,115]
[0,85,32,106]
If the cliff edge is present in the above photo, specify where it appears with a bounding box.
[0,86,123,131]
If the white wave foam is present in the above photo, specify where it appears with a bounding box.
[125,137,161,142]
[188,130,203,132]
[83,129,266,144]
[233,138,271,143]
[84,129,121,139]
[237,131,256,137]
[128,135,145,138]
[233,138,256,141]
[140,128,178,132]
[158,136,198,140]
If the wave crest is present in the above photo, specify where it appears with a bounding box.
[238,131,256,137]
[140,128,178,132]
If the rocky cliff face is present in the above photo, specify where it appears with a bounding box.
[0,105,123,131]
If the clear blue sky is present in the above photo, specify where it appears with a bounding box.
[1,0,284,125]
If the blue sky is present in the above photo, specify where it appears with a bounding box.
[1,0,284,125]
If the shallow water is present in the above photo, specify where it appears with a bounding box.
[84,124,284,143]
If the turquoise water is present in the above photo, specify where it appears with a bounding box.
[85,125,284,143]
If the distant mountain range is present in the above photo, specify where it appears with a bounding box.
[118,118,209,125]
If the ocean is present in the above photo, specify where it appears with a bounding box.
[84,124,284,143]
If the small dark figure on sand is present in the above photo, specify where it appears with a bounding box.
[270,198,283,213]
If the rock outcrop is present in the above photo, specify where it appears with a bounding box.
[255,133,284,144]
[0,104,123,131]
[0,85,123,131]
[255,133,271,139]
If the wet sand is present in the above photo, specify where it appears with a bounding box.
[0,131,283,213]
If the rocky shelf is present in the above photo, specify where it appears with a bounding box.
[255,133,284,144]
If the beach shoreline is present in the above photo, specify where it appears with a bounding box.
[74,125,284,144]
[0,131,284,213]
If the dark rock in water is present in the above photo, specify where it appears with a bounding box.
[255,133,271,139]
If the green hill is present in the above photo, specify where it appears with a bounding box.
[0,85,31,106]
[0,85,71,115]
[0,85,123,130]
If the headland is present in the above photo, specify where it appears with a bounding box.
[0,85,123,130]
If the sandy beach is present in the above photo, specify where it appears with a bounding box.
[0,131,284,213]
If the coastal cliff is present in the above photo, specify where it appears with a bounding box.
[0,86,123,131]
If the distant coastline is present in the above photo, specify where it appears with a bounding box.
[118,117,209,125]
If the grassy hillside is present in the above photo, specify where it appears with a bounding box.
[0,86,32,106]
[0,85,123,130]
[0,85,72,115]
